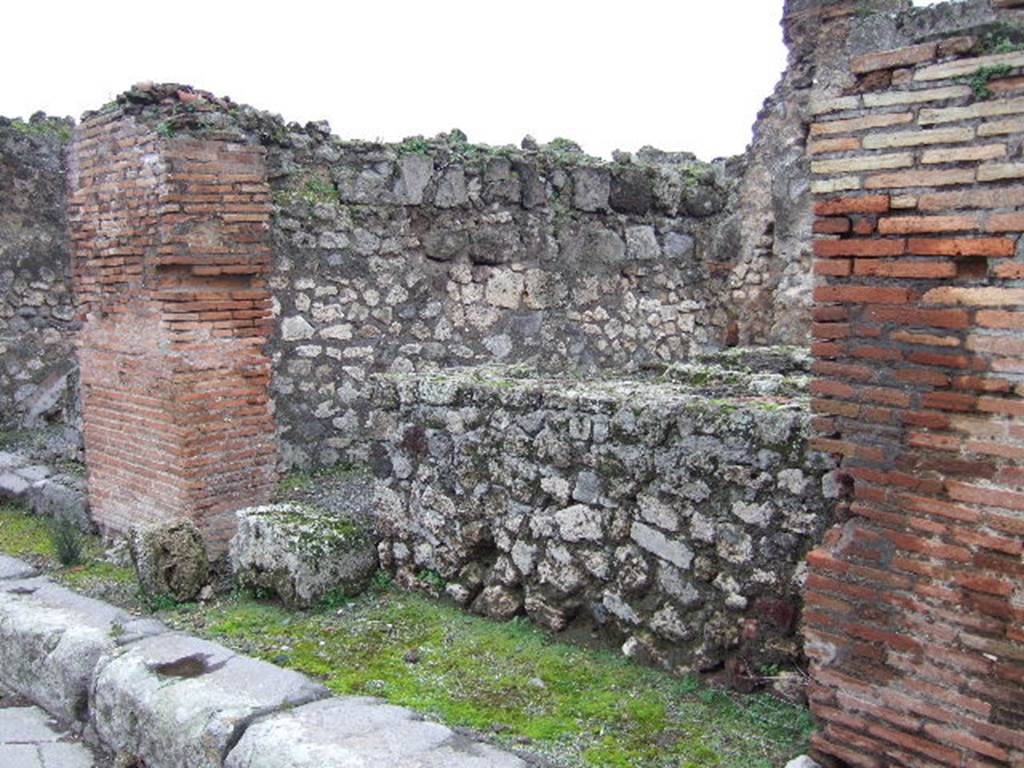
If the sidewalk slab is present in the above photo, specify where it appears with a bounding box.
[226,697,526,768]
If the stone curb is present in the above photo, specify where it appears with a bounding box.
[0,555,525,768]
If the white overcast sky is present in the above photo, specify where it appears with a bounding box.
[5,0,942,160]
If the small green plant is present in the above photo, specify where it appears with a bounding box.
[980,22,1024,54]
[991,37,1023,55]
[155,121,176,139]
[142,591,181,612]
[301,175,339,204]
[9,119,72,143]
[48,518,85,567]
[548,136,582,154]
[854,0,876,20]
[372,569,394,591]
[963,64,1015,99]
[398,136,431,156]
[418,569,446,592]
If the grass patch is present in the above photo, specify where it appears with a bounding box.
[0,503,134,586]
[162,590,813,767]
[275,461,369,499]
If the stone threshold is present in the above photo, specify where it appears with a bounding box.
[0,553,524,768]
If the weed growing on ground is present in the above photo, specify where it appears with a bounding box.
[48,518,85,567]
[0,504,134,589]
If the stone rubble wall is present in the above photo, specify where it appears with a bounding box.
[0,115,78,448]
[254,124,745,469]
[367,362,841,676]
[804,13,1024,768]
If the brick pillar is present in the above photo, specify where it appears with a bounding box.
[68,106,277,555]
[805,38,1024,768]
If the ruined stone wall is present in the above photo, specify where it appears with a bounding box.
[805,21,1024,768]
[0,115,78,447]
[255,126,743,469]
[368,355,841,675]
[49,84,810,472]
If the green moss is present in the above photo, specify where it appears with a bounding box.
[0,503,56,559]
[274,171,340,207]
[277,470,315,495]
[0,503,134,586]
[9,119,72,143]
[276,461,369,498]
[60,560,135,588]
[161,590,813,767]
[671,161,717,193]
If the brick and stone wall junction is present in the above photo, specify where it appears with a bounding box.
[67,106,278,553]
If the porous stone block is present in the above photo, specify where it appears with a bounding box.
[0,577,133,723]
[224,697,525,768]
[129,519,209,603]
[90,633,329,768]
[230,503,378,607]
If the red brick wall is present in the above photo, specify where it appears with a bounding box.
[68,109,277,554]
[806,39,1024,768]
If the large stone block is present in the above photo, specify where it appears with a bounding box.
[90,633,328,768]
[0,555,37,581]
[230,503,378,607]
[129,518,209,603]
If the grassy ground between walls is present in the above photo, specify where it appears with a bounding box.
[0,502,814,768]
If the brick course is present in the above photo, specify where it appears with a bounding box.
[807,33,1024,768]
[68,109,277,554]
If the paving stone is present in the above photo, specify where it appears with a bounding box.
[91,633,329,768]
[0,705,96,768]
[0,707,61,742]
[38,742,95,768]
[225,697,526,768]
[0,744,42,768]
